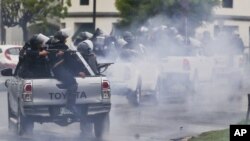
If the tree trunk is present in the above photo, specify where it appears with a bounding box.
[21,22,28,43]
[0,26,6,44]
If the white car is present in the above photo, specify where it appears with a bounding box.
[0,45,22,69]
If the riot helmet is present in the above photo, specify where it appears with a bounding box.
[30,34,43,49]
[74,32,93,46]
[54,30,69,42]
[77,40,94,55]
[78,32,93,41]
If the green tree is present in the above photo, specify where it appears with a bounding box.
[1,0,71,42]
[115,0,220,35]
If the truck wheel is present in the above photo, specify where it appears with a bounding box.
[16,99,34,136]
[134,83,142,106]
[8,93,16,132]
[152,81,161,105]
[94,113,110,138]
[189,72,198,94]
[80,120,93,136]
[126,81,142,106]
[17,103,25,135]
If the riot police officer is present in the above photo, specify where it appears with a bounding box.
[47,30,85,115]
[120,31,144,61]
[77,39,99,75]
[16,34,49,78]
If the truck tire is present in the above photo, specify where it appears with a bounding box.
[189,72,198,94]
[80,120,93,136]
[94,113,110,138]
[152,81,161,105]
[16,99,34,136]
[17,101,25,135]
[8,93,16,132]
[127,80,142,106]
[134,82,142,106]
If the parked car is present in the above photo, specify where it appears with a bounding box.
[0,45,22,69]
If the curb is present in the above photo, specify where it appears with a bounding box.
[170,136,193,141]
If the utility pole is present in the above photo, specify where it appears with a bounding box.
[181,0,190,44]
[0,0,2,44]
[93,0,96,31]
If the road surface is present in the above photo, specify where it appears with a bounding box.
[0,76,248,141]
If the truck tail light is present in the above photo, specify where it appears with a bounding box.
[183,58,190,71]
[102,80,110,99]
[23,83,33,102]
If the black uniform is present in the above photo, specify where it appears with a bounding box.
[77,41,99,75]
[16,43,49,78]
[119,31,142,61]
[47,39,80,111]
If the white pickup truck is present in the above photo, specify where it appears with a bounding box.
[1,53,111,138]
[106,60,160,106]
[160,52,246,93]
[160,54,195,94]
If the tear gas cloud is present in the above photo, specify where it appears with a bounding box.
[104,12,248,116]
[0,3,247,141]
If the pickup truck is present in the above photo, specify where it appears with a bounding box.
[0,53,111,138]
[105,60,160,106]
[160,52,246,93]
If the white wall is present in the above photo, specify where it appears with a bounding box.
[5,27,23,45]
[96,17,119,34]
[196,0,250,47]
[215,0,250,17]
[61,17,119,35]
[61,0,119,44]
[61,16,119,45]
[68,0,118,13]
[61,17,93,35]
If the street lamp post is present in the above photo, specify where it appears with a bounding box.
[93,0,96,31]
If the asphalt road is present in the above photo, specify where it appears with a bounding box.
[0,76,248,141]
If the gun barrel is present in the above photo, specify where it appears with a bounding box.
[46,49,78,52]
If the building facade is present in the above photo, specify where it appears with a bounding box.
[2,0,250,47]
[61,0,119,41]
[197,0,250,47]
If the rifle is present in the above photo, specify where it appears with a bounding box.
[45,49,79,53]
[98,62,114,73]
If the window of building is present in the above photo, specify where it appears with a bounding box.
[222,0,233,8]
[80,0,89,5]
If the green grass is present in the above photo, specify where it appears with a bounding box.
[188,129,229,141]
[188,120,250,141]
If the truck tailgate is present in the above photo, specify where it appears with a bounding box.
[26,77,103,105]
